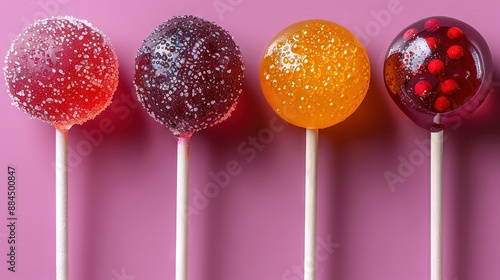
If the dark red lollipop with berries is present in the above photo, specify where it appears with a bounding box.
[383,16,492,131]
[4,16,119,131]
[134,15,245,138]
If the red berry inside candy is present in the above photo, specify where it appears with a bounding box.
[403,28,417,41]
[134,15,244,138]
[383,16,493,131]
[447,27,463,39]
[426,37,437,50]
[428,59,445,74]
[434,96,451,112]
[447,45,464,59]
[425,18,440,32]
[415,80,432,97]
[441,79,458,95]
[3,16,119,130]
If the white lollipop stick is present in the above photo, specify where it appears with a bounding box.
[430,131,443,280]
[55,128,68,280]
[176,137,190,280]
[304,128,318,280]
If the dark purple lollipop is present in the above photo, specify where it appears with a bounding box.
[134,15,244,138]
[133,15,244,280]
[383,16,492,131]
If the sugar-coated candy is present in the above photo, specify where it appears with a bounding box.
[383,16,492,131]
[260,19,370,129]
[134,15,244,138]
[4,16,119,131]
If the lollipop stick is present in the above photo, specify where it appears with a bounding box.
[430,131,443,280]
[55,128,68,280]
[176,137,190,280]
[304,128,318,280]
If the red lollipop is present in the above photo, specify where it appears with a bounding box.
[4,16,119,280]
[4,16,118,131]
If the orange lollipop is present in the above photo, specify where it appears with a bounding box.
[260,19,370,280]
[260,19,370,129]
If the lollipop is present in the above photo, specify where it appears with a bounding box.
[383,16,492,280]
[260,19,370,280]
[4,16,119,280]
[384,16,492,131]
[134,15,244,280]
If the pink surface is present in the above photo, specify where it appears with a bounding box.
[1,0,500,280]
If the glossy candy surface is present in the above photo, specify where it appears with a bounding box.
[260,19,370,129]
[4,16,119,131]
[384,16,492,131]
[134,15,244,138]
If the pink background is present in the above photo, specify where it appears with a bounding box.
[1,0,500,279]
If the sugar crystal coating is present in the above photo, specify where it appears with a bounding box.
[4,16,119,130]
[134,15,245,138]
[259,19,370,129]
[383,16,492,131]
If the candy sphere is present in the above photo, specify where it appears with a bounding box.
[4,16,119,131]
[260,19,370,129]
[383,16,492,131]
[134,15,245,138]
